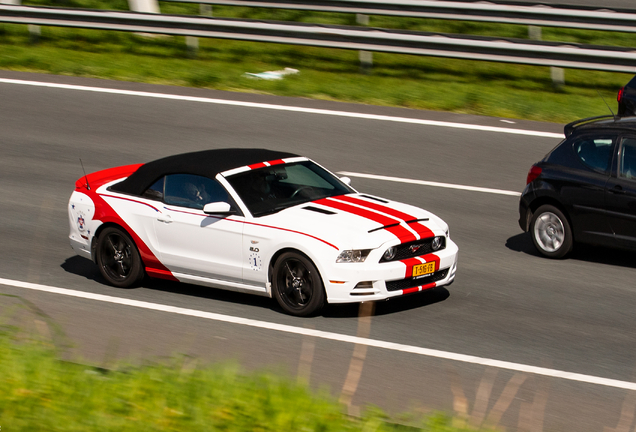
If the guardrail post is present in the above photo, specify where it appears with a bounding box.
[356,14,372,74]
[185,4,212,57]
[529,25,564,88]
[128,0,159,13]
[200,3,212,16]
[28,23,40,43]
[1,0,42,42]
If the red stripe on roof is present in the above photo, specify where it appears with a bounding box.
[248,162,267,170]
[248,159,286,170]
[315,197,417,242]
[338,195,434,239]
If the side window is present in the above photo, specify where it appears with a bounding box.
[573,137,614,173]
[142,177,164,201]
[164,174,229,210]
[619,138,636,180]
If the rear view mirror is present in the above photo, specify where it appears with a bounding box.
[340,176,352,186]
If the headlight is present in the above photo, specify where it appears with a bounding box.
[431,236,442,251]
[382,246,397,261]
[336,249,371,263]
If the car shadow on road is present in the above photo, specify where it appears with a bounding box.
[322,287,450,318]
[60,255,105,283]
[506,232,636,269]
[62,255,451,317]
[61,255,276,309]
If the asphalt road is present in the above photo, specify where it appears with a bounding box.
[1,70,635,431]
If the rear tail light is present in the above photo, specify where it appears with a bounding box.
[618,86,625,103]
[526,165,542,184]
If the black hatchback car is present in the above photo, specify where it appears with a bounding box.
[618,75,636,117]
[519,115,636,258]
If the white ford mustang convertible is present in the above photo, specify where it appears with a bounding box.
[69,149,458,316]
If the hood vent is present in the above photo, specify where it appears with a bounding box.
[368,218,429,233]
[360,194,389,203]
[303,206,336,215]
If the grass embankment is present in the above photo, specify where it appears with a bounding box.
[0,1,634,122]
[0,322,479,432]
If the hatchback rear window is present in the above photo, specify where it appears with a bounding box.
[573,137,614,173]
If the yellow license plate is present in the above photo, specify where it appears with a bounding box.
[412,262,435,278]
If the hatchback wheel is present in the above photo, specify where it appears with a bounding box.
[530,205,573,259]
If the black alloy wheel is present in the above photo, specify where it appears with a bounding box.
[272,252,325,316]
[530,204,573,259]
[96,226,144,288]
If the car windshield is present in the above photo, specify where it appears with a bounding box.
[225,160,354,217]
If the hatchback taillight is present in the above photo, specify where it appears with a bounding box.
[526,165,542,184]
[618,86,625,103]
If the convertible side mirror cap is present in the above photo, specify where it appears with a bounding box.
[203,202,236,215]
[340,176,352,186]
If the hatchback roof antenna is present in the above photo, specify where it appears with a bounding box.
[597,88,618,120]
[80,158,91,190]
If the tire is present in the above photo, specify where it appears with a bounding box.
[272,252,325,317]
[530,204,573,259]
[96,226,144,288]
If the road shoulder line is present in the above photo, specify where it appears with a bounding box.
[0,276,633,391]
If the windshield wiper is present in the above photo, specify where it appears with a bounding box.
[253,205,291,217]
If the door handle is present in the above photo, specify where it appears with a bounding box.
[157,213,173,223]
[610,185,626,195]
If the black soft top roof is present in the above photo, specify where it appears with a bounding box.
[110,148,298,195]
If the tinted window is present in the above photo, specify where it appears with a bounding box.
[620,138,636,180]
[163,174,229,210]
[226,161,354,217]
[573,137,614,173]
[142,178,164,201]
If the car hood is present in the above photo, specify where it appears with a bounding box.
[256,194,447,250]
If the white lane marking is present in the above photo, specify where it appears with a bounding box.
[1,276,634,391]
[0,78,564,139]
[339,171,522,196]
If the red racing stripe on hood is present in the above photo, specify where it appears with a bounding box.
[337,195,434,239]
[314,197,417,242]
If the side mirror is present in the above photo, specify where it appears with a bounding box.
[340,176,352,186]
[203,202,235,215]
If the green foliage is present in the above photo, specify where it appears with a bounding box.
[0,6,634,123]
[0,300,493,432]
[0,331,393,431]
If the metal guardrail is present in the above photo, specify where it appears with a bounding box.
[161,0,636,33]
[1,5,636,73]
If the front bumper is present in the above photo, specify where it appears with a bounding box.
[323,238,459,304]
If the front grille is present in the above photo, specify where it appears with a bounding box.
[386,269,449,292]
[381,237,446,262]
